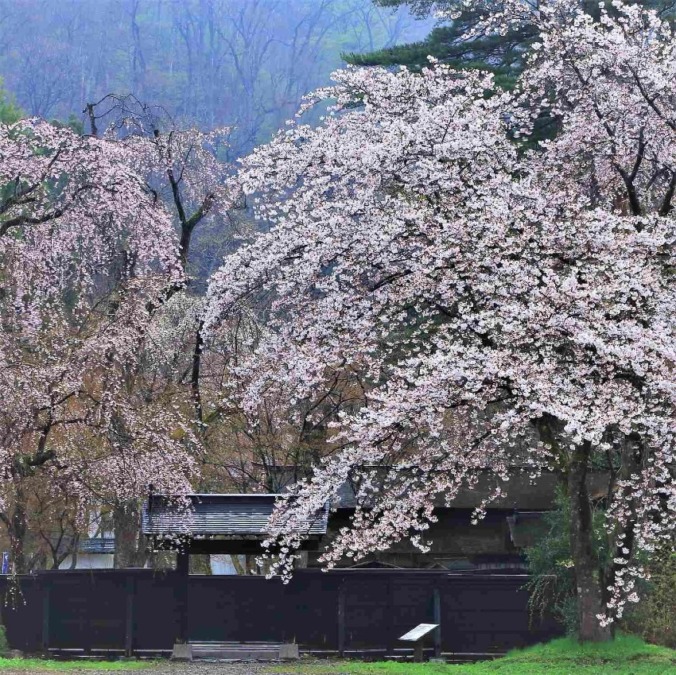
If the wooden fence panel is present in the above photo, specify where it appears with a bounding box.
[132,573,180,651]
[287,571,341,650]
[0,576,42,652]
[0,569,562,656]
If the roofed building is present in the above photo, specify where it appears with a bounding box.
[140,470,609,574]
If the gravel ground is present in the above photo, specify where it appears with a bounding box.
[155,662,279,675]
[0,663,296,675]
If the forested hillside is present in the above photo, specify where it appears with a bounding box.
[0,0,430,157]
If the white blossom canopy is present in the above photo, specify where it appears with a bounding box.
[206,0,676,623]
[0,119,197,518]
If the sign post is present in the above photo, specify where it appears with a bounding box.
[398,623,439,662]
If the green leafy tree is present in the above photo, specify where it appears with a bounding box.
[0,79,23,124]
[50,114,84,135]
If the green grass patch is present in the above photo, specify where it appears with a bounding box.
[0,657,155,671]
[267,635,676,674]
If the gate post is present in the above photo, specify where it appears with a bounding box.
[176,551,189,644]
[124,575,135,657]
[433,587,441,658]
[337,579,346,657]
[386,576,395,657]
[41,576,50,654]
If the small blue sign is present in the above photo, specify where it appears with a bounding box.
[2,551,9,574]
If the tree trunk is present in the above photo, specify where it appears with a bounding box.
[568,441,612,642]
[230,555,247,575]
[113,501,146,568]
[9,485,29,574]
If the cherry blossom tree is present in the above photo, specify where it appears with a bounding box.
[205,0,676,641]
[0,118,198,571]
[81,94,241,566]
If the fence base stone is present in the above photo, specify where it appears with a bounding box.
[279,643,299,660]
[171,643,193,661]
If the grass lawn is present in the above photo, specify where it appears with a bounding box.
[0,658,154,671]
[267,635,676,675]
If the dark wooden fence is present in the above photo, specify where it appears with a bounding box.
[0,569,561,657]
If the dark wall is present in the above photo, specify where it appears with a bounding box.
[0,576,42,652]
[0,569,561,656]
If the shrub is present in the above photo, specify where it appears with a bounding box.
[0,624,9,655]
[526,488,676,648]
[525,489,610,636]
[623,546,676,648]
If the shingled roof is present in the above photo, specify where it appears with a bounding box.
[142,471,608,544]
[334,469,609,510]
[142,493,329,538]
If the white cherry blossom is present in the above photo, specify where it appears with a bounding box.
[206,1,676,640]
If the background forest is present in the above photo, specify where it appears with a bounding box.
[0,0,431,157]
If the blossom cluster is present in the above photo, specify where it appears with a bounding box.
[205,0,676,622]
[0,119,197,525]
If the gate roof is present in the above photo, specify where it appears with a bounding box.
[142,493,328,539]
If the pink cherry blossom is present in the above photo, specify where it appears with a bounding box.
[205,0,676,637]
[0,119,198,569]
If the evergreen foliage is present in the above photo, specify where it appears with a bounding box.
[624,547,676,648]
[0,625,7,656]
[345,1,535,89]
[525,492,676,647]
[525,491,611,636]
[346,1,676,88]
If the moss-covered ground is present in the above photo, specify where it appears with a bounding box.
[267,635,676,674]
[0,658,153,671]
